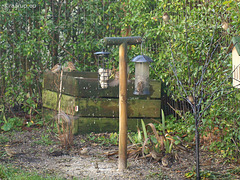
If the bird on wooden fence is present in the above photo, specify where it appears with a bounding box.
[51,63,61,73]
[63,62,77,72]
[51,62,77,73]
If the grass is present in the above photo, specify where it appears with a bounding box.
[0,135,9,144]
[146,171,169,179]
[32,134,55,145]
[0,164,62,180]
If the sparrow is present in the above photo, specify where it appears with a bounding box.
[161,155,169,167]
[187,95,195,105]
[109,65,130,87]
[162,12,170,22]
[150,150,162,162]
[109,71,119,87]
[51,63,61,73]
[136,81,144,94]
[80,147,89,155]
[5,146,20,158]
[63,62,77,72]
[222,21,229,31]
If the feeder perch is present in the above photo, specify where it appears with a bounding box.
[94,51,111,89]
[131,55,153,95]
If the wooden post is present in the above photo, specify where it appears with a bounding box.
[118,42,128,170]
[104,36,142,171]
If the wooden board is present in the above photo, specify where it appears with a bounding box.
[43,108,158,134]
[42,71,161,134]
[75,117,156,134]
[42,89,161,118]
[43,71,161,99]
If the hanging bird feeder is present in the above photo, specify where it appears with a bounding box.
[94,51,111,89]
[131,55,153,95]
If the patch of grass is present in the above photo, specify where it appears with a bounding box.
[0,164,62,180]
[185,169,237,179]
[33,134,54,146]
[87,132,118,146]
[146,171,169,179]
[227,166,240,177]
[0,134,9,144]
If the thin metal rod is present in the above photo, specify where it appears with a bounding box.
[118,42,128,171]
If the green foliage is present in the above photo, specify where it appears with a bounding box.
[33,134,54,146]
[0,135,9,144]
[0,0,239,159]
[128,129,142,145]
[0,164,62,180]
[141,119,148,140]
[87,132,119,146]
[1,117,22,132]
[185,169,236,179]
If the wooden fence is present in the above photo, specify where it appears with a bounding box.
[42,71,161,134]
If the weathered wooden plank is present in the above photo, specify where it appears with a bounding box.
[76,117,156,134]
[75,98,161,118]
[42,89,161,117]
[43,71,161,98]
[42,89,76,115]
[43,108,158,134]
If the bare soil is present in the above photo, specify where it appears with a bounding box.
[0,127,239,179]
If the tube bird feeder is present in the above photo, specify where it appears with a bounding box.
[131,55,153,95]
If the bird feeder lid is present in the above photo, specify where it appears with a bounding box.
[94,51,111,56]
[131,55,153,63]
[227,36,240,55]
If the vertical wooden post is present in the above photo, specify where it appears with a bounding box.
[103,36,142,171]
[118,42,128,170]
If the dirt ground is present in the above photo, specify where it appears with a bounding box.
[0,127,239,180]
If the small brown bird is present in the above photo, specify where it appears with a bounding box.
[63,62,77,72]
[161,155,169,167]
[80,147,89,155]
[109,71,119,87]
[136,81,144,94]
[150,150,162,162]
[187,95,195,105]
[5,146,18,158]
[222,21,229,31]
[162,12,170,22]
[51,63,61,73]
